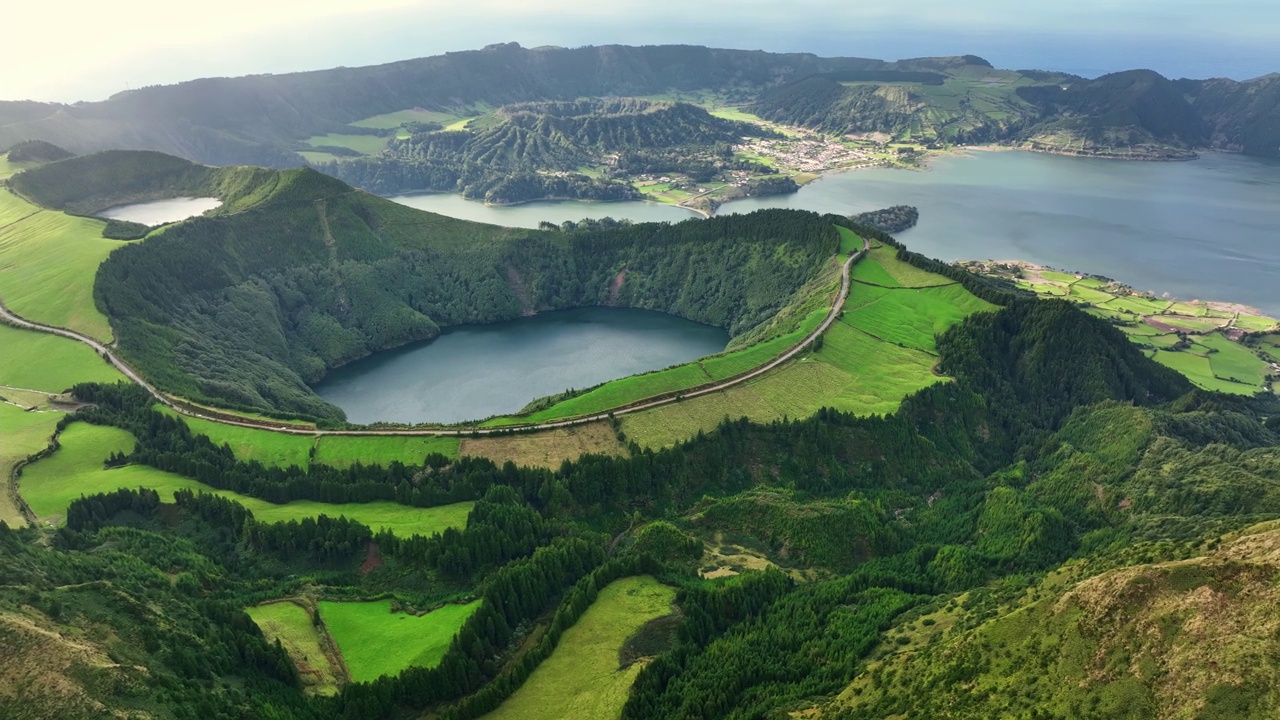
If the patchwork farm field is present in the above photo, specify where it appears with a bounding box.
[481,576,675,720]
[247,602,342,696]
[0,189,125,340]
[19,421,473,535]
[973,260,1275,396]
[158,408,461,468]
[622,249,992,448]
[319,599,481,683]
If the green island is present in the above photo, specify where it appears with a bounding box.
[2,41,1280,720]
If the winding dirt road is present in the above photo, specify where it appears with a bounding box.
[0,237,867,437]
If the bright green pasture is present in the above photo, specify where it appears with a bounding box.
[1141,333,1183,349]
[19,421,473,535]
[1235,314,1278,333]
[303,134,389,155]
[622,252,995,447]
[314,435,460,468]
[0,324,124,393]
[1196,334,1269,388]
[481,576,675,720]
[1113,321,1164,337]
[700,310,825,381]
[0,189,124,340]
[622,323,943,448]
[1101,295,1169,315]
[836,226,862,261]
[1039,270,1079,284]
[841,283,997,354]
[1151,350,1256,395]
[159,407,315,468]
[247,602,341,695]
[0,402,62,526]
[157,408,460,468]
[1257,335,1280,363]
[850,254,902,287]
[1166,301,1210,317]
[1066,284,1114,305]
[869,247,955,288]
[492,362,714,425]
[319,599,481,684]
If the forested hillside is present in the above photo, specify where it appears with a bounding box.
[9,281,1280,717]
[47,151,837,420]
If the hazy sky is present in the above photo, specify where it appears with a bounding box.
[4,0,1277,102]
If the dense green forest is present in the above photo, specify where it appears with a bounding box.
[4,44,1277,169]
[60,151,836,420]
[9,279,1280,717]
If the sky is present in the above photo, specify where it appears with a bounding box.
[3,0,1277,102]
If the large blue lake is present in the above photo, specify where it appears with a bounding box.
[396,150,1280,316]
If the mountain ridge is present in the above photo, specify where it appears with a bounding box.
[4,44,1275,168]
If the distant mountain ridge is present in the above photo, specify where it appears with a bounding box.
[2,43,1274,166]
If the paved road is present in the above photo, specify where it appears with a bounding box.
[0,238,867,437]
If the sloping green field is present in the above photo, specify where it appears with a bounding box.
[0,324,124,393]
[621,248,995,448]
[0,189,123,340]
[481,576,675,720]
[319,599,481,683]
[19,421,472,535]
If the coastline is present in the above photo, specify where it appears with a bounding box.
[966,258,1276,326]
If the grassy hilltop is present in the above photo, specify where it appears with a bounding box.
[6,150,835,421]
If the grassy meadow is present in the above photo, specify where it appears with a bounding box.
[19,421,473,535]
[315,435,460,468]
[0,189,124,340]
[0,324,124,393]
[621,249,995,448]
[157,407,461,468]
[247,602,342,695]
[158,407,316,468]
[319,599,481,684]
[481,576,675,720]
